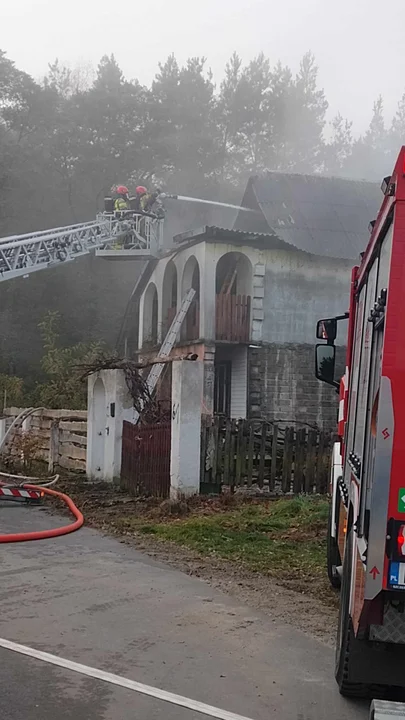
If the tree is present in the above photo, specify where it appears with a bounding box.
[343,97,390,180]
[278,52,328,173]
[149,55,219,193]
[323,114,353,175]
[32,311,104,409]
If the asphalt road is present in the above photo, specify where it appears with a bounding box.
[0,501,368,720]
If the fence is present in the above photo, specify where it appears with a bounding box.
[121,420,171,498]
[1,407,87,473]
[200,417,333,494]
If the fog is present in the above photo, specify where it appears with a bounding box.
[1,0,405,379]
[2,0,405,134]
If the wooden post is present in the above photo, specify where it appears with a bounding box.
[270,423,278,491]
[211,418,219,485]
[223,419,232,488]
[200,418,208,488]
[48,420,59,474]
[293,427,306,494]
[305,429,317,493]
[282,427,294,493]
[235,420,243,487]
[316,431,326,493]
[258,422,266,488]
[246,422,254,487]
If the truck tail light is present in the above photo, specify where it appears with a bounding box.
[398,525,405,556]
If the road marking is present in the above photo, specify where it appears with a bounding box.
[0,637,256,720]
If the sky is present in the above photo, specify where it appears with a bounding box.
[2,0,405,135]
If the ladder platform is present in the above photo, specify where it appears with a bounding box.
[95,249,157,260]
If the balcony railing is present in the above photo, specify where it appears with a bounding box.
[216,294,251,343]
[96,212,163,256]
[163,295,250,344]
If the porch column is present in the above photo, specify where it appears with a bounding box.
[171,360,203,498]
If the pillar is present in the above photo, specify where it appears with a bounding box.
[170,360,203,498]
[87,369,133,482]
[199,251,216,341]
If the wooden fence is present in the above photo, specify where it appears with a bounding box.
[1,407,87,473]
[200,417,333,494]
[121,420,171,498]
[216,294,251,342]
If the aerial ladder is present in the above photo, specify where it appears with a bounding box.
[0,211,163,283]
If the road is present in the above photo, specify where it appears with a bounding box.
[0,501,368,720]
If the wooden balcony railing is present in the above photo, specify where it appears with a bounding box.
[216,294,251,343]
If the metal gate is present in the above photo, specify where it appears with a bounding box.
[121,420,171,498]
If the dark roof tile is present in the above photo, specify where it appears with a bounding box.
[235,172,382,260]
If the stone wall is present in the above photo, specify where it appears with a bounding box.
[248,343,346,430]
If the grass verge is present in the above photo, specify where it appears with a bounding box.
[115,495,331,600]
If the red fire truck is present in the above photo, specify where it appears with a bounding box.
[316,147,405,697]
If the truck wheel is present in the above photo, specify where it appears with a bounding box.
[327,492,341,589]
[335,525,367,697]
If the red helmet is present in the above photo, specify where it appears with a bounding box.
[136,185,147,195]
[116,185,129,195]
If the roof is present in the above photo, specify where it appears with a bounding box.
[233,172,383,260]
[173,225,303,253]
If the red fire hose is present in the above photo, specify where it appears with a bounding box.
[0,485,84,543]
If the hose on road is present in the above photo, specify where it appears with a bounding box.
[0,485,84,543]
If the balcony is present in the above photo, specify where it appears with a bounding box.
[216,294,251,343]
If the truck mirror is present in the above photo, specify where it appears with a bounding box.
[316,318,337,342]
[315,344,337,386]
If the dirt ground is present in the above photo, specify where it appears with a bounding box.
[53,479,339,646]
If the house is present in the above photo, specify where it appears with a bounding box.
[133,173,382,429]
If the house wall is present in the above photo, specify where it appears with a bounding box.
[248,344,346,429]
[261,249,352,345]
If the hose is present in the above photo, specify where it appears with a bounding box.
[0,485,84,543]
[0,471,60,488]
[0,406,44,453]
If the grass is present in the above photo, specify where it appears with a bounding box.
[116,496,331,597]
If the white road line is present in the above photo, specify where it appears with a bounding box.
[0,637,257,720]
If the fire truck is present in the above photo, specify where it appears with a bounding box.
[316,147,405,698]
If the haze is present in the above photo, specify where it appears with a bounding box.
[2,0,405,135]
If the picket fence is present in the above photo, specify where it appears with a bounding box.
[200,417,333,494]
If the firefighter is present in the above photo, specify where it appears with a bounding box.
[133,185,148,212]
[114,185,131,213]
[140,188,165,217]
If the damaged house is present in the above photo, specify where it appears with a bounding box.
[129,172,381,429]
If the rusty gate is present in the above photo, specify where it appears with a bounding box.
[121,420,171,498]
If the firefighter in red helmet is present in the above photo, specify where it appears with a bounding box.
[133,185,148,212]
[114,185,131,213]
